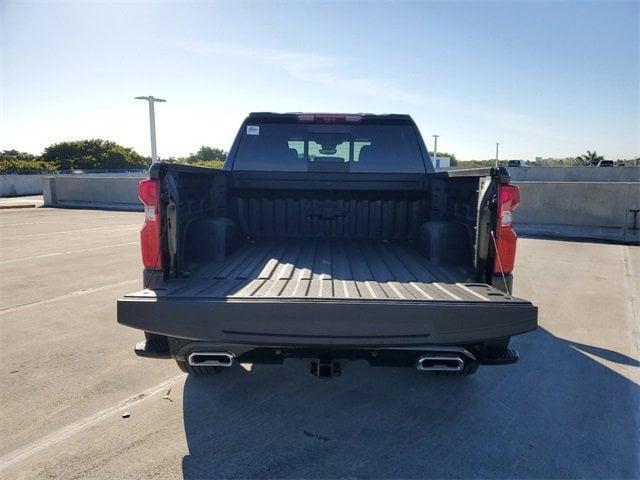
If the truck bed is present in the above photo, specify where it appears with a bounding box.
[118,239,538,347]
[146,238,510,302]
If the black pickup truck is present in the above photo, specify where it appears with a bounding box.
[117,113,537,378]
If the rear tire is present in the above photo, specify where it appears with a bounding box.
[176,360,225,375]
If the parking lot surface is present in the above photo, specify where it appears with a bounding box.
[0,207,638,479]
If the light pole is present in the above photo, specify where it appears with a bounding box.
[433,135,439,160]
[135,96,166,163]
[495,142,500,167]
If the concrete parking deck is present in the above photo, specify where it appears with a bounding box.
[0,207,638,479]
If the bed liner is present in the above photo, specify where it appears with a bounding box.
[138,238,518,301]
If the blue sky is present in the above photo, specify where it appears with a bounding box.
[1,0,638,160]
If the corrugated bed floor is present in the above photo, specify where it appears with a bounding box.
[152,239,514,303]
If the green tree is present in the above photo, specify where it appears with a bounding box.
[175,146,228,169]
[1,149,37,161]
[189,146,227,163]
[41,139,148,170]
[0,150,57,173]
[576,150,604,166]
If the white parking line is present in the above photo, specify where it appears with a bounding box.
[622,246,639,357]
[1,241,137,264]
[0,279,138,314]
[0,375,185,473]
[0,215,127,227]
[7,224,139,239]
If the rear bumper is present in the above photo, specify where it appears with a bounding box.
[117,296,538,348]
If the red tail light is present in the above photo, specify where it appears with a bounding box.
[493,184,520,275]
[138,178,162,270]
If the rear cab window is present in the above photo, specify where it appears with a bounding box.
[231,116,427,173]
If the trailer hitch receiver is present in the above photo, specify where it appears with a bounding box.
[310,360,341,378]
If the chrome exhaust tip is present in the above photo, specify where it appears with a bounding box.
[416,354,465,372]
[187,351,234,367]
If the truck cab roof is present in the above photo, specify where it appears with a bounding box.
[247,112,416,124]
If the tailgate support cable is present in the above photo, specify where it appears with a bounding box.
[490,230,511,296]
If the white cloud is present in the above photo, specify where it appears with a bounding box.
[163,38,562,143]
[165,38,427,105]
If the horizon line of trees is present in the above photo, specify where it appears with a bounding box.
[0,141,228,173]
[1,140,636,174]
[449,151,638,169]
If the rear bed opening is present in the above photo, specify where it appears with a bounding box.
[162,168,492,294]
[150,238,508,303]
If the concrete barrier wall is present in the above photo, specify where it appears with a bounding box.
[508,166,639,182]
[43,172,147,211]
[0,174,44,197]
[514,181,639,243]
[39,171,639,243]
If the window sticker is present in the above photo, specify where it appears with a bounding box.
[246,125,260,135]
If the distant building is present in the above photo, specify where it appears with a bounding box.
[430,154,451,169]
